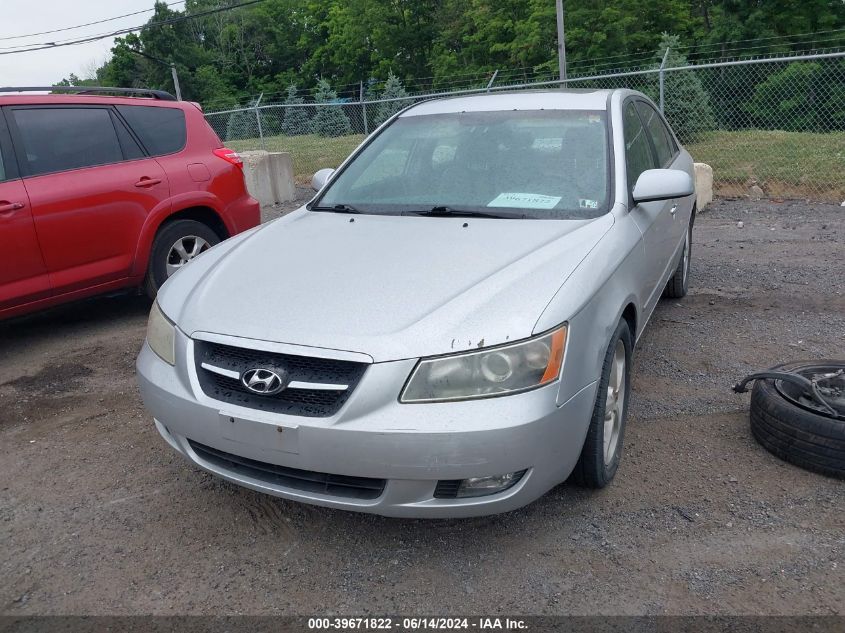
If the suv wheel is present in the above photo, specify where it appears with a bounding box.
[145,219,220,298]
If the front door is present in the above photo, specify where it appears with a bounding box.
[623,100,676,316]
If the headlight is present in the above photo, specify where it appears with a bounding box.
[147,301,176,365]
[400,325,567,403]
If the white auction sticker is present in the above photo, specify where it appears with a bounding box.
[487,192,562,209]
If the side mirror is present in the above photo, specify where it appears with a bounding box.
[632,169,694,204]
[311,168,335,192]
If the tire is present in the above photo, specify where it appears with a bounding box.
[749,360,845,479]
[144,219,220,299]
[572,319,633,488]
[664,214,693,299]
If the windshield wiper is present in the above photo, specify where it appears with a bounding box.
[310,204,361,214]
[408,206,520,219]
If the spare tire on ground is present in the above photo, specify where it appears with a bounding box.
[734,360,845,479]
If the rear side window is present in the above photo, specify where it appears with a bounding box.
[12,108,124,176]
[117,105,186,156]
[623,102,656,191]
[636,101,676,167]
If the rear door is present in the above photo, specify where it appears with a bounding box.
[0,110,51,309]
[6,105,170,294]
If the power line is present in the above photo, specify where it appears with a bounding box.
[0,1,186,42]
[541,26,845,71]
[0,0,268,55]
[673,26,845,53]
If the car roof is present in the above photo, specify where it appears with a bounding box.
[0,94,188,108]
[401,89,617,117]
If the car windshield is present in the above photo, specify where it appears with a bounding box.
[316,109,610,219]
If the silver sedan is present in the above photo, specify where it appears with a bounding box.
[137,89,696,517]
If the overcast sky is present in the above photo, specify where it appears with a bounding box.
[0,0,182,86]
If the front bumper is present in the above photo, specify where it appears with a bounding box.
[136,332,596,518]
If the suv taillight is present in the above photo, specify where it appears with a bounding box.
[213,147,243,170]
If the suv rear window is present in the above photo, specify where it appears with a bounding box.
[12,107,125,176]
[117,105,186,156]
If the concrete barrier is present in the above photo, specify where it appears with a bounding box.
[694,163,713,211]
[240,150,295,207]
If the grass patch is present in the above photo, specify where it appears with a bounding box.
[230,133,365,184]
[232,130,845,201]
[687,130,845,201]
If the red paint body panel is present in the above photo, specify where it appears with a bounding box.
[0,95,260,319]
[0,178,51,309]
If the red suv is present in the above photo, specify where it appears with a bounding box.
[0,87,260,320]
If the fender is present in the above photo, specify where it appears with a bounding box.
[130,191,227,279]
[534,206,644,406]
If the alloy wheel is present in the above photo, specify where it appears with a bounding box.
[166,236,210,277]
[603,339,627,465]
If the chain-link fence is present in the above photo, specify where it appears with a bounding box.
[206,52,845,202]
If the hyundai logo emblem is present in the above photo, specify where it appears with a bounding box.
[241,368,287,395]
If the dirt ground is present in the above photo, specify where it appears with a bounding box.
[1,199,843,616]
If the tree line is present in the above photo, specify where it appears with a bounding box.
[62,0,843,111]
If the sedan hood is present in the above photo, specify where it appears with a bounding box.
[159,209,613,362]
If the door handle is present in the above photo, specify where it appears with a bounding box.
[0,201,24,215]
[134,178,162,188]
[669,205,678,216]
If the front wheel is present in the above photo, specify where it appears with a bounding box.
[144,219,220,298]
[571,319,633,488]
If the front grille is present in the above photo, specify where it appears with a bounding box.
[189,440,386,500]
[194,340,368,417]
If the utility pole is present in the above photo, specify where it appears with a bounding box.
[170,64,182,101]
[129,48,182,100]
[556,0,567,87]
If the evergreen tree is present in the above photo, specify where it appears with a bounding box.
[226,97,274,142]
[310,79,352,137]
[643,34,716,142]
[374,72,410,125]
[226,98,260,141]
[281,84,311,136]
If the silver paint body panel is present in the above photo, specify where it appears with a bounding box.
[138,89,696,517]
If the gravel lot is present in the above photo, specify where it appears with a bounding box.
[1,199,843,616]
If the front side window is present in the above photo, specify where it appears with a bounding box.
[636,101,675,167]
[12,108,124,176]
[623,102,656,192]
[317,110,611,219]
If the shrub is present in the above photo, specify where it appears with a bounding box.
[747,60,845,132]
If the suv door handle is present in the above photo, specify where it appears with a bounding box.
[0,201,24,215]
[134,178,162,188]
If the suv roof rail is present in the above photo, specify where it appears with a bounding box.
[0,86,177,101]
